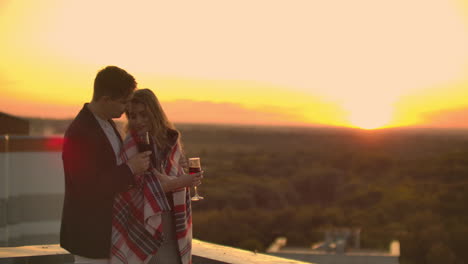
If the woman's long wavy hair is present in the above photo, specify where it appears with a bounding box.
[126,88,178,151]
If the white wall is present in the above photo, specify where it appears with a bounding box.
[0,137,64,246]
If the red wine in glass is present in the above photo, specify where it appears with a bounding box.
[189,157,204,201]
[137,132,151,153]
[137,142,152,152]
[189,167,201,174]
[136,131,155,169]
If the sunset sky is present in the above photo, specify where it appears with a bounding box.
[1,0,467,129]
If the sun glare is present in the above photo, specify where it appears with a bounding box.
[344,101,394,130]
[348,115,390,130]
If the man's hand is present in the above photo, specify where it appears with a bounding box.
[126,151,152,175]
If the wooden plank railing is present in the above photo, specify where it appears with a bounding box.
[0,239,313,264]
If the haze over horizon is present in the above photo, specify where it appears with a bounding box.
[1,0,468,130]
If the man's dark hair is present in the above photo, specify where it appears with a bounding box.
[93,66,137,101]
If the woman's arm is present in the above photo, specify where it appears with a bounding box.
[152,168,203,193]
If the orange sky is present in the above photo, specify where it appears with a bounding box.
[1,0,468,129]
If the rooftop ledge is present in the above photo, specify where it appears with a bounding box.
[0,239,313,264]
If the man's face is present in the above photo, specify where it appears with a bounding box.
[103,94,132,119]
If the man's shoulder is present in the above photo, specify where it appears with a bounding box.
[65,105,95,137]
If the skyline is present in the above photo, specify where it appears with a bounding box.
[1,0,468,129]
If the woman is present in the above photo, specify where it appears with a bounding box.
[111,89,202,264]
[126,89,201,191]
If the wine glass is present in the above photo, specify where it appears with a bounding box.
[136,131,151,152]
[136,131,155,170]
[189,157,204,201]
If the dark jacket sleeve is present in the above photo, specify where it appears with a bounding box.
[63,129,134,199]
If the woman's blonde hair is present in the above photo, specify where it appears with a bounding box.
[127,88,178,151]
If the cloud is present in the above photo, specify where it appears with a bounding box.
[0,96,331,127]
[419,107,468,128]
[161,100,316,127]
[0,99,81,119]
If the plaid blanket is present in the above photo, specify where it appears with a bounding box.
[111,132,192,264]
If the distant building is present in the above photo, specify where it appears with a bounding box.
[0,112,29,135]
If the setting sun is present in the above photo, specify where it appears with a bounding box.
[348,115,391,130]
[343,100,394,130]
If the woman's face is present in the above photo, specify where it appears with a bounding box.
[127,102,150,132]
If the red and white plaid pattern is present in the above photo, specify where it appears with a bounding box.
[110,133,192,264]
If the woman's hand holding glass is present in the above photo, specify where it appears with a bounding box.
[187,171,203,188]
[189,157,204,201]
[152,167,203,193]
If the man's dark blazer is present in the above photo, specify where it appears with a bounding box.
[60,104,134,258]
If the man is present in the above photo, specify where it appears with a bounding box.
[60,66,151,263]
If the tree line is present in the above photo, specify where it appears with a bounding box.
[178,125,468,264]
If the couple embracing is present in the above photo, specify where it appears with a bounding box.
[60,66,203,264]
